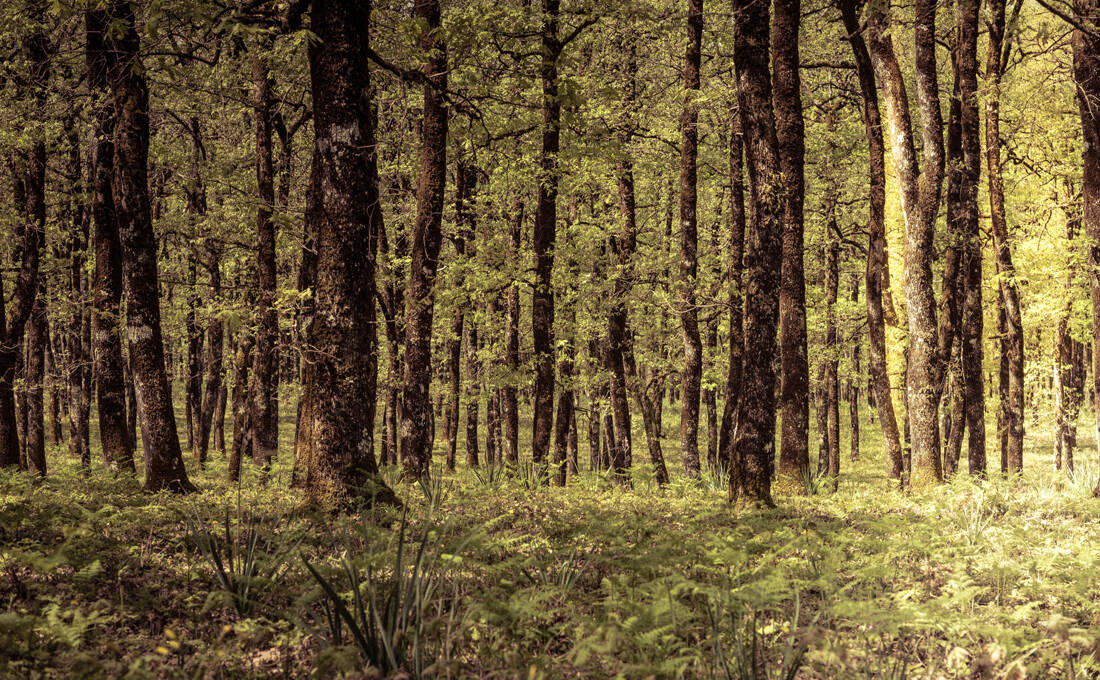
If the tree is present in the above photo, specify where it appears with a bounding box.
[678,0,704,479]
[731,0,785,507]
[773,0,809,491]
[400,0,448,480]
[295,0,397,507]
[86,8,133,473]
[866,0,946,488]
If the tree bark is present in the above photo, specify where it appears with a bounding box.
[840,0,903,482]
[531,0,562,470]
[718,109,746,472]
[866,0,945,488]
[251,42,279,470]
[773,0,809,491]
[504,203,523,466]
[228,333,253,483]
[730,0,784,506]
[678,0,704,478]
[825,231,840,491]
[296,0,397,507]
[987,0,1025,473]
[85,8,134,473]
[399,0,448,479]
[109,0,194,492]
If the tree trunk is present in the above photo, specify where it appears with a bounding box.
[251,42,279,470]
[465,322,481,469]
[531,0,562,470]
[773,0,809,491]
[987,0,1025,473]
[399,0,448,480]
[718,109,746,472]
[85,8,133,473]
[848,273,861,462]
[185,260,203,457]
[866,0,945,489]
[504,203,523,466]
[197,243,223,463]
[228,334,253,483]
[678,0,704,479]
[296,0,397,507]
[825,236,840,490]
[840,0,904,482]
[64,131,92,469]
[25,294,46,476]
[109,0,194,493]
[730,0,784,507]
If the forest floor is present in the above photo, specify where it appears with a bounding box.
[3,402,1100,679]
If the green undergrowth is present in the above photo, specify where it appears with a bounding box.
[2,442,1100,679]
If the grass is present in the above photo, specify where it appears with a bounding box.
[2,390,1100,678]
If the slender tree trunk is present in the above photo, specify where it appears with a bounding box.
[825,235,840,490]
[678,0,704,478]
[197,243,223,463]
[399,0,448,479]
[987,0,1025,473]
[466,322,481,469]
[718,110,746,471]
[185,260,203,456]
[773,0,809,491]
[730,0,784,506]
[504,203,523,466]
[228,334,253,483]
[64,132,92,469]
[251,42,279,470]
[109,0,194,492]
[25,294,46,476]
[848,273,861,462]
[296,0,397,507]
[531,0,562,470]
[840,0,904,482]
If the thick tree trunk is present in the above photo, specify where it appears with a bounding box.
[109,0,194,492]
[251,43,280,470]
[866,0,945,488]
[730,0,784,506]
[86,8,133,473]
[531,0,562,470]
[773,0,809,491]
[296,0,397,507]
[399,0,448,479]
[678,0,704,478]
[840,0,904,482]
[987,0,1025,473]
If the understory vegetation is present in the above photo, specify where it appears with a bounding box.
[3,414,1100,679]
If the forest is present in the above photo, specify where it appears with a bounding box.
[4,0,1100,676]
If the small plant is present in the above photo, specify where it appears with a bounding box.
[799,465,824,496]
[707,592,809,680]
[522,547,588,591]
[184,506,300,617]
[472,461,506,489]
[301,514,469,678]
[516,459,548,491]
[417,467,449,513]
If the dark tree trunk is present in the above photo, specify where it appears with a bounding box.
[773,0,809,491]
[718,110,746,472]
[446,163,476,470]
[987,0,1025,473]
[64,131,92,469]
[109,0,194,492]
[730,0,784,507]
[840,0,903,482]
[1,27,47,470]
[465,322,481,469]
[251,43,279,471]
[825,237,840,491]
[197,243,223,463]
[25,294,46,476]
[228,334,253,483]
[399,0,448,479]
[531,0,562,469]
[296,0,396,507]
[956,0,986,477]
[185,260,203,456]
[86,8,133,473]
[848,274,860,462]
[866,0,945,488]
[503,203,523,465]
[678,0,704,479]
